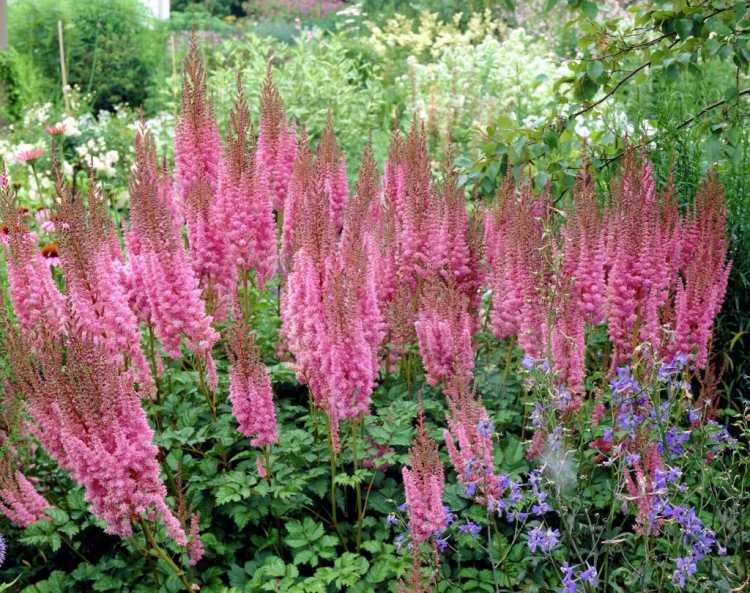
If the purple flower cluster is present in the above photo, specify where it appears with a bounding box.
[527,525,560,554]
[560,561,598,592]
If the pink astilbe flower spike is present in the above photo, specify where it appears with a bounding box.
[226,320,278,447]
[1,190,67,340]
[667,173,731,368]
[128,130,218,368]
[10,330,187,546]
[316,112,349,231]
[281,140,384,449]
[0,379,51,527]
[257,65,298,211]
[175,39,233,316]
[443,385,505,509]
[415,282,473,389]
[174,36,222,201]
[484,175,523,339]
[218,76,276,289]
[430,156,482,312]
[550,293,586,396]
[402,414,447,544]
[563,157,607,324]
[187,513,204,566]
[0,470,50,527]
[54,178,154,396]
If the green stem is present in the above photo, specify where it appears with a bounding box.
[196,356,216,418]
[327,412,344,543]
[139,517,193,592]
[352,418,364,552]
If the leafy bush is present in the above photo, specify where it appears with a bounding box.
[8,0,164,113]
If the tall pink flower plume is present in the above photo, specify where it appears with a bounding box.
[0,382,51,527]
[402,416,447,544]
[563,158,607,324]
[226,321,278,447]
[316,113,349,231]
[10,331,187,546]
[175,39,233,316]
[281,142,384,449]
[484,176,524,339]
[128,131,218,370]
[218,76,276,289]
[55,180,154,396]
[415,282,473,389]
[1,192,67,340]
[550,295,586,395]
[257,65,298,211]
[175,37,222,201]
[443,386,504,509]
[667,172,731,368]
[0,471,50,527]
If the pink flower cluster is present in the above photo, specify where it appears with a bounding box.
[0,471,49,527]
[443,387,505,509]
[10,333,187,545]
[485,149,731,390]
[402,417,447,544]
[226,321,278,447]
[281,140,383,450]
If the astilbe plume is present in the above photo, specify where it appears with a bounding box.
[562,157,607,324]
[174,37,222,200]
[281,141,383,449]
[257,65,298,211]
[217,76,276,289]
[443,386,505,509]
[128,131,218,373]
[10,330,187,545]
[0,380,50,527]
[604,150,677,367]
[386,121,433,289]
[484,175,524,339]
[402,415,447,544]
[226,320,278,447]
[316,113,349,231]
[54,178,154,395]
[667,173,731,368]
[549,293,587,396]
[430,159,482,313]
[280,130,316,272]
[175,40,233,315]
[1,189,67,340]
[187,513,204,567]
[415,282,474,389]
[485,178,551,357]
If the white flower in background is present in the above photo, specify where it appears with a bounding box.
[575,123,591,139]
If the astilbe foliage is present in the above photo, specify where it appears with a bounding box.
[226,320,278,447]
[402,415,447,544]
[8,328,187,546]
[127,130,218,371]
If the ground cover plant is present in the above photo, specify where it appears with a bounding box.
[0,2,749,592]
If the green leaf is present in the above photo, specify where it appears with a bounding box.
[586,61,604,82]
